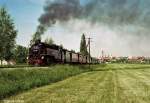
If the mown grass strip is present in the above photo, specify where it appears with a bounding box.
[93,63,150,72]
[0,64,99,100]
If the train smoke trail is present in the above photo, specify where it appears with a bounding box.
[35,0,150,56]
[36,0,150,35]
[34,0,82,39]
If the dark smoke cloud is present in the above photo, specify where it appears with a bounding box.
[34,0,82,38]
[86,0,150,28]
[39,0,81,25]
[35,0,150,38]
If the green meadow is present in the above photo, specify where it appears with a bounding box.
[2,64,150,103]
[0,65,97,100]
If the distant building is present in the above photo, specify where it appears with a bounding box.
[0,60,16,65]
[127,56,145,63]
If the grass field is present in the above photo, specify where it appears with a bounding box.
[0,65,98,100]
[2,64,150,103]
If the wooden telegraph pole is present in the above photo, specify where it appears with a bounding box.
[87,37,92,69]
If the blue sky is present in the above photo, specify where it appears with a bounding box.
[0,0,45,46]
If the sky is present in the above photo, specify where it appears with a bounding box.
[0,0,44,46]
[1,0,150,57]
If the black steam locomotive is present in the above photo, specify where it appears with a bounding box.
[28,40,99,65]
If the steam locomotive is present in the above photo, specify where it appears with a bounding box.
[28,40,99,65]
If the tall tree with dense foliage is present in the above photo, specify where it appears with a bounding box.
[0,7,17,63]
[80,34,88,55]
[14,45,28,63]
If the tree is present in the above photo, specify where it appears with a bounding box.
[45,37,54,45]
[0,7,17,64]
[80,34,88,55]
[14,45,28,63]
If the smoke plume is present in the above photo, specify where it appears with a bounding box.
[36,0,150,35]
[35,0,82,38]
[35,0,150,56]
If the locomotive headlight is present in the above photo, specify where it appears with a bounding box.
[26,57,29,60]
[41,56,44,59]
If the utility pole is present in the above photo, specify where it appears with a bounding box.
[102,50,104,58]
[101,50,104,63]
[87,37,92,69]
[88,37,92,63]
[84,33,93,68]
